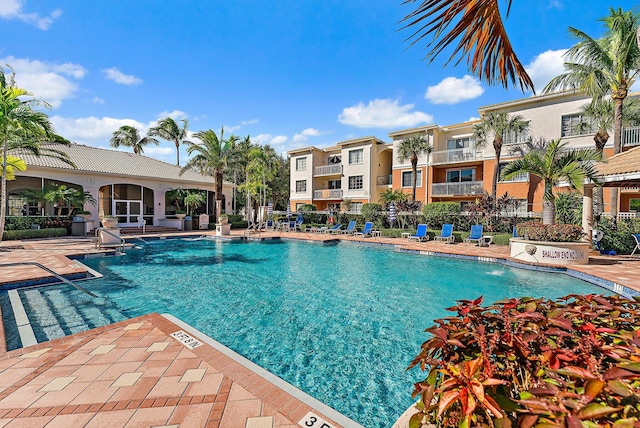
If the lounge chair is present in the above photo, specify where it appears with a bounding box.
[464,224,483,245]
[434,223,455,244]
[264,219,275,231]
[354,221,374,238]
[323,224,343,234]
[408,224,429,242]
[632,234,640,255]
[340,220,357,235]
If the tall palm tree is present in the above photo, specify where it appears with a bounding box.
[473,111,529,201]
[401,0,534,92]
[181,128,230,221]
[110,125,159,155]
[0,67,73,241]
[577,98,640,214]
[397,135,431,201]
[148,117,191,166]
[246,146,278,219]
[501,139,603,224]
[544,8,640,218]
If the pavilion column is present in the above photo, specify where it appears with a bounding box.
[582,184,594,246]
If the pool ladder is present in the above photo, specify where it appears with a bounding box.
[94,227,126,253]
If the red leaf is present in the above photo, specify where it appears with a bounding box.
[437,389,459,417]
[603,367,636,380]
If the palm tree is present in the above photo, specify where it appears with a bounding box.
[401,0,534,92]
[181,128,231,221]
[110,125,159,155]
[0,67,71,241]
[44,183,96,217]
[397,135,431,201]
[501,139,603,224]
[576,98,640,214]
[543,8,640,218]
[148,117,190,166]
[473,112,529,201]
[246,146,278,220]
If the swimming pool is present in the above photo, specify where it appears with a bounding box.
[2,238,607,427]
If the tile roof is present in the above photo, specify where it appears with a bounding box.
[13,143,224,185]
[597,146,640,177]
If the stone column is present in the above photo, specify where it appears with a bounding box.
[582,184,594,246]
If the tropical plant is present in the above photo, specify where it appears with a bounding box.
[0,66,74,241]
[2,155,26,180]
[109,125,159,155]
[183,190,206,217]
[467,191,520,232]
[397,135,431,201]
[516,221,584,242]
[401,0,533,92]
[554,191,583,225]
[245,145,279,219]
[18,187,47,216]
[408,294,640,427]
[148,117,191,166]
[544,7,640,218]
[182,128,231,221]
[166,188,188,212]
[474,111,530,201]
[44,183,96,217]
[501,138,603,224]
[379,188,408,207]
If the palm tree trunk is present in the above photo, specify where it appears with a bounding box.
[542,200,555,225]
[610,95,625,220]
[0,136,8,242]
[175,142,180,166]
[411,157,418,201]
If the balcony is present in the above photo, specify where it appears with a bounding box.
[623,126,640,147]
[431,148,484,165]
[314,164,342,176]
[431,181,484,196]
[313,189,343,200]
[499,172,529,183]
[376,175,392,186]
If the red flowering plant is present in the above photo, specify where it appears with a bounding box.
[408,295,640,427]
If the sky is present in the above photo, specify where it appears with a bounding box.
[1,0,638,163]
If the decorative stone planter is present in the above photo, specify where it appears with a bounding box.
[510,238,590,265]
[101,218,118,229]
[216,223,231,236]
[176,213,186,219]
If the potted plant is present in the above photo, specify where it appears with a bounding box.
[77,210,92,221]
[510,221,590,265]
[175,209,186,219]
[218,213,229,224]
[101,215,118,228]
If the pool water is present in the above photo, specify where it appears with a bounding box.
[6,239,606,427]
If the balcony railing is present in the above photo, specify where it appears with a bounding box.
[376,175,392,186]
[623,126,640,147]
[499,172,529,183]
[314,164,342,176]
[431,180,484,196]
[431,148,484,165]
[313,189,343,200]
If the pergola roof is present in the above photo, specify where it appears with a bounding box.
[596,146,640,187]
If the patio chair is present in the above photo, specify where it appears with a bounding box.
[434,223,455,244]
[464,224,483,245]
[264,219,275,231]
[354,221,374,238]
[408,224,429,242]
[323,224,343,234]
[340,220,357,235]
[632,234,640,255]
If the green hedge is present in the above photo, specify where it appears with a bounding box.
[3,228,68,241]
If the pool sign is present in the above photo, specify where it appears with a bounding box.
[171,330,203,349]
[298,412,336,428]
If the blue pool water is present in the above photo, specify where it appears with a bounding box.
[4,239,606,427]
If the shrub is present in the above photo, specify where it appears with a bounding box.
[409,295,640,427]
[596,217,640,254]
[3,228,68,240]
[423,202,464,230]
[516,221,583,242]
[361,203,384,226]
[297,204,317,212]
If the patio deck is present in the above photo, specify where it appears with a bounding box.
[0,229,639,427]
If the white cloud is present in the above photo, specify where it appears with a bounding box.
[92,97,104,105]
[50,115,147,142]
[156,110,187,120]
[0,0,62,30]
[143,146,174,156]
[338,99,433,128]
[525,49,568,93]
[254,133,288,145]
[102,67,143,85]
[1,56,86,108]
[293,127,327,142]
[468,116,480,122]
[225,119,259,132]
[425,75,484,104]
[271,135,288,145]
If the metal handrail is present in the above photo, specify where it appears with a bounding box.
[95,227,125,252]
[0,262,97,298]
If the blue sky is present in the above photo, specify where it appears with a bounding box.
[0,0,637,162]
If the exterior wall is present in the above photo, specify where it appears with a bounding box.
[289,149,315,205]
[342,143,372,203]
[370,147,392,204]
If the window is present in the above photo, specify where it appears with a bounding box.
[328,155,342,164]
[447,137,472,150]
[498,163,529,182]
[351,202,363,213]
[327,203,341,211]
[327,179,341,190]
[348,175,363,190]
[348,149,364,165]
[295,180,307,192]
[446,168,475,182]
[503,129,529,145]
[401,170,422,187]
[295,157,307,171]
[561,114,597,137]
[631,199,640,212]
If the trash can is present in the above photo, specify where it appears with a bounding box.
[183,216,193,231]
[71,216,86,236]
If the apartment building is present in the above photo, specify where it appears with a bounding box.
[289,91,640,216]
[288,137,392,212]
